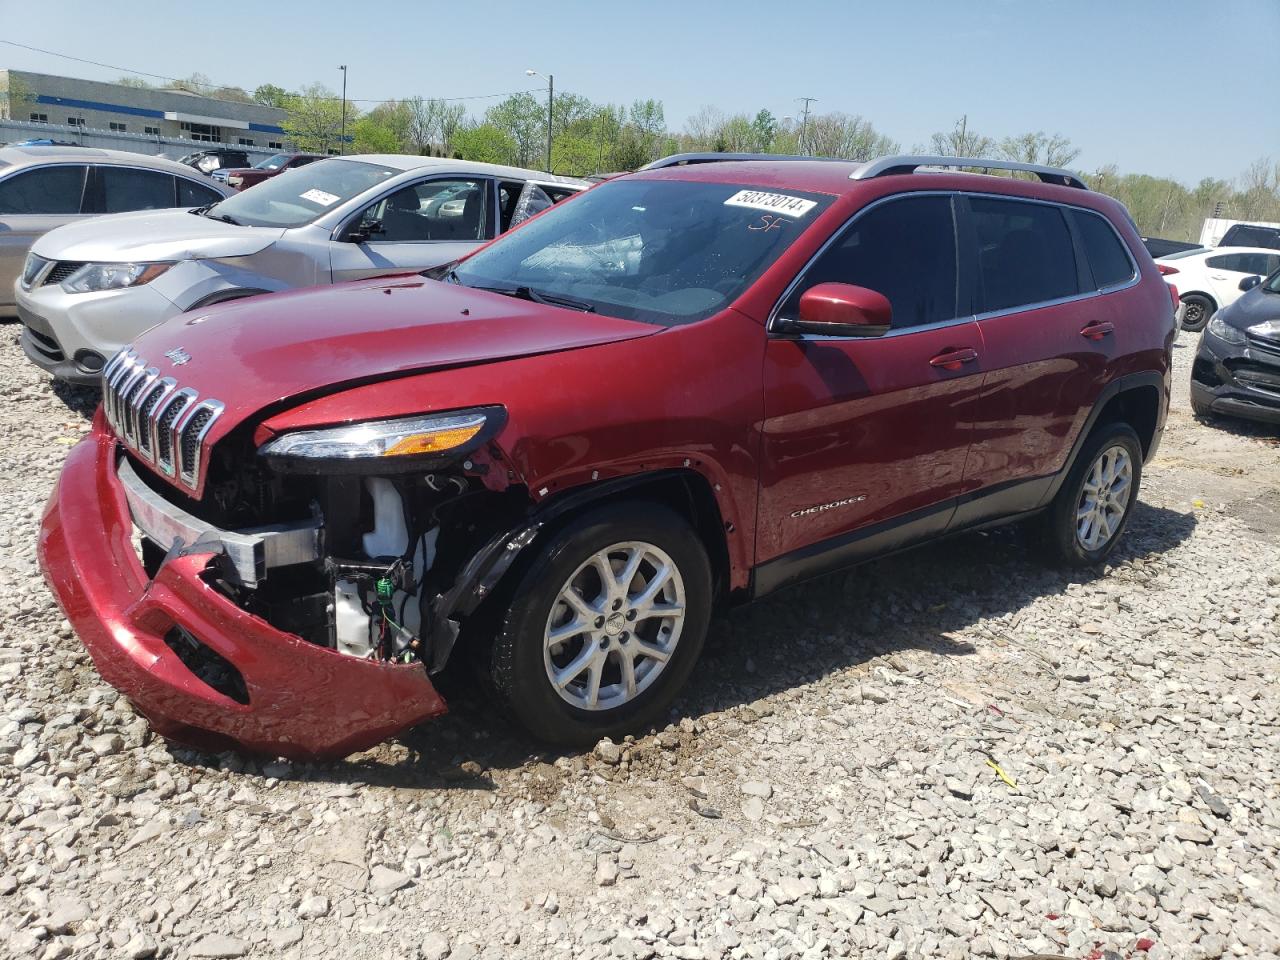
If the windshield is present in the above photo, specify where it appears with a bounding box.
[255,153,291,170]
[206,158,398,228]
[452,179,833,326]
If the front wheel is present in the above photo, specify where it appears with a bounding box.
[485,502,712,746]
[1179,294,1214,333]
[1038,421,1143,567]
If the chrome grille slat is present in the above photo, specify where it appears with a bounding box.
[100,350,223,491]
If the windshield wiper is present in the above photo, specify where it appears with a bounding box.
[189,203,215,216]
[506,285,596,312]
[206,211,242,226]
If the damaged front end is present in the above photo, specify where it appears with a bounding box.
[43,399,540,759]
[140,405,528,676]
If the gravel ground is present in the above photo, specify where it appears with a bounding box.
[1,325,1278,960]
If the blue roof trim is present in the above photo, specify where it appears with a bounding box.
[35,95,165,119]
[247,122,285,134]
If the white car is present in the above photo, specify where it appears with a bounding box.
[15,155,586,383]
[1156,245,1280,332]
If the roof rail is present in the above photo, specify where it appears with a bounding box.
[641,152,850,170]
[852,155,1088,190]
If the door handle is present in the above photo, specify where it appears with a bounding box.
[1210,274,1228,280]
[1080,321,1114,341]
[929,347,979,371]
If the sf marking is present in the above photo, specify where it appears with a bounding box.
[790,495,867,519]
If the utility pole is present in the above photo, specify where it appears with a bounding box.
[338,65,348,155]
[526,69,555,171]
[546,74,554,172]
[797,97,817,156]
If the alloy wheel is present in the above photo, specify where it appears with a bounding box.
[1075,444,1133,551]
[543,541,686,711]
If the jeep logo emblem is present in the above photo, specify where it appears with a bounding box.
[164,347,192,366]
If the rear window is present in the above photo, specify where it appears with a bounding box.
[1072,210,1135,289]
[1221,225,1280,250]
[970,197,1079,313]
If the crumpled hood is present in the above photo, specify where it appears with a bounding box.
[1219,284,1280,333]
[125,276,659,456]
[31,208,283,263]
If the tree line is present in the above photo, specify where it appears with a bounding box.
[111,75,1280,243]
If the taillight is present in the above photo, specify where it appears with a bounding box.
[1168,283,1180,310]
[1156,264,1179,276]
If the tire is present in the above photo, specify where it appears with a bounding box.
[484,501,712,746]
[1037,421,1143,568]
[1179,294,1214,333]
[1190,388,1215,420]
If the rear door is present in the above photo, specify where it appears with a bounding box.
[955,197,1134,524]
[0,163,90,306]
[757,193,985,573]
[328,175,494,282]
[1205,252,1276,307]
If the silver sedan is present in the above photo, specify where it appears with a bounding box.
[14,155,586,383]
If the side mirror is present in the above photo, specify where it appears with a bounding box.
[787,283,892,337]
[1239,274,1262,292]
[347,221,384,244]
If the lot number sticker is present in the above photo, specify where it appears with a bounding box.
[300,188,341,206]
[724,190,817,218]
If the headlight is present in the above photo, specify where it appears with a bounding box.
[1206,314,1245,345]
[259,408,503,472]
[62,262,172,294]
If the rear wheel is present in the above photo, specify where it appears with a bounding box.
[485,502,712,746]
[1038,421,1143,567]
[1179,294,1214,333]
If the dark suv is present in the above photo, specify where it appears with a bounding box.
[39,154,1175,758]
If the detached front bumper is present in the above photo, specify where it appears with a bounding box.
[1192,330,1280,425]
[38,422,447,759]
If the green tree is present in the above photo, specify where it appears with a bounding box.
[485,93,546,167]
[453,123,518,165]
[115,76,152,89]
[283,83,352,153]
[751,109,778,153]
[805,113,898,160]
[353,100,412,154]
[253,84,291,108]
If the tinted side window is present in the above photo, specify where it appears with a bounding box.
[1072,210,1134,289]
[0,166,88,214]
[1206,253,1249,272]
[178,178,223,206]
[1221,225,1280,250]
[970,197,1079,313]
[100,168,176,213]
[1264,254,1280,276]
[782,194,958,329]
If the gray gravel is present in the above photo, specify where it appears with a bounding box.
[2,324,1278,960]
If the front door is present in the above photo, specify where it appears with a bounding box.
[757,193,985,583]
[328,176,493,282]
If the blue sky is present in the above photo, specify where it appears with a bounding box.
[2,0,1276,185]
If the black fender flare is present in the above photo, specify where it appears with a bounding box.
[423,470,709,672]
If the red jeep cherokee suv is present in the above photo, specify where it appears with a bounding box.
[39,154,1174,758]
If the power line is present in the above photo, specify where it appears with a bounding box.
[0,39,542,104]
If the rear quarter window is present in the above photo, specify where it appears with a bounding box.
[1072,210,1135,289]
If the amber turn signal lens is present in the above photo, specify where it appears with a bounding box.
[385,422,484,456]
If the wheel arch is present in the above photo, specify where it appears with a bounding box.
[1040,372,1166,507]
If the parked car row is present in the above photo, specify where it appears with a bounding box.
[28,150,1188,759]
[11,149,586,381]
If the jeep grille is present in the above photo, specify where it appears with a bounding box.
[101,349,224,491]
